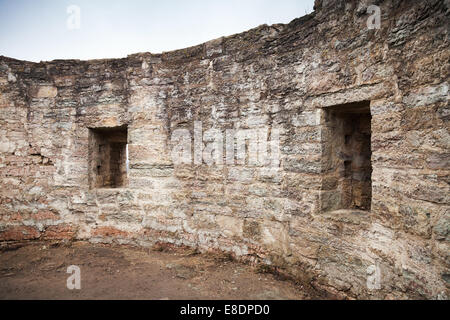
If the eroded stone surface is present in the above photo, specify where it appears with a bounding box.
[0,0,448,299]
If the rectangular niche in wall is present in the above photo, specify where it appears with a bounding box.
[88,125,128,189]
[321,101,372,212]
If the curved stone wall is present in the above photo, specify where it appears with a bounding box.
[0,0,448,299]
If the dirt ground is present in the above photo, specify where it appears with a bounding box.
[0,241,315,300]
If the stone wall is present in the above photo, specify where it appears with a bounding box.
[322,101,372,211]
[0,0,448,299]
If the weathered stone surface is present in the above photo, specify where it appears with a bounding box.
[0,0,448,299]
[29,85,58,98]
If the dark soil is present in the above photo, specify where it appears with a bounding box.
[0,241,315,300]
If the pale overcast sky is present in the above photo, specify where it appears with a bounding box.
[0,0,315,62]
